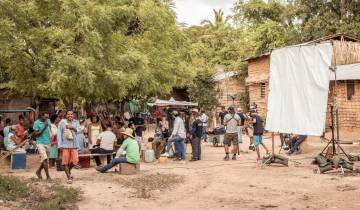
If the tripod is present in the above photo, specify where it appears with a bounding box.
[320,104,351,161]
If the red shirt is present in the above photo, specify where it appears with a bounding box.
[16,124,25,140]
[155,110,162,119]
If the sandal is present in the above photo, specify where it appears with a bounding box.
[67,179,73,184]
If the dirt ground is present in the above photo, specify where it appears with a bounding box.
[1,128,360,210]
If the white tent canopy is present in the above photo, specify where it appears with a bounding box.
[330,63,360,80]
[147,97,198,107]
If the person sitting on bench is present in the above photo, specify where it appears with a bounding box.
[287,135,307,155]
[7,125,25,152]
[91,123,116,166]
[152,124,168,159]
[96,128,140,173]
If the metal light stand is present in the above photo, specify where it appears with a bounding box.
[319,64,351,161]
[320,104,351,161]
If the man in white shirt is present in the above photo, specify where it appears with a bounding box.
[91,123,116,166]
[223,107,241,161]
[200,110,208,142]
[163,110,186,160]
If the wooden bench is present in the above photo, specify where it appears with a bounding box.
[78,152,116,168]
[118,163,140,175]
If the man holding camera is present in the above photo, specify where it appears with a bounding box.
[223,107,241,161]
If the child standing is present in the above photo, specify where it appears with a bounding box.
[49,114,60,168]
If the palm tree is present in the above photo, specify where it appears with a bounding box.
[201,9,230,28]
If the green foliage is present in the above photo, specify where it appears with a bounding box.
[0,175,81,210]
[38,186,81,210]
[233,0,300,56]
[296,0,360,41]
[1,0,360,110]
[0,175,30,201]
[189,70,219,109]
[0,0,193,108]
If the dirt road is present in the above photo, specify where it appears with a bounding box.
[1,134,360,210]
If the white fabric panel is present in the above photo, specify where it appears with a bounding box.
[265,43,333,136]
[330,63,360,80]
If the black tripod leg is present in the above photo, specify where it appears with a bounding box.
[320,139,333,154]
[335,141,351,161]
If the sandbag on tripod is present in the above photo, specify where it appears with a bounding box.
[319,162,333,174]
[262,154,289,166]
[339,159,354,171]
[273,154,289,166]
[315,154,328,167]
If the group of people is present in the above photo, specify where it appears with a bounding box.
[0,103,308,184]
[151,107,209,162]
[0,110,144,184]
[0,115,27,152]
[219,105,270,161]
[219,103,307,160]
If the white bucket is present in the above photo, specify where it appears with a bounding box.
[144,149,155,163]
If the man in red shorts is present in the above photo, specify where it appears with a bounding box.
[58,111,80,184]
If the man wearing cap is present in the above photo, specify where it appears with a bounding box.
[190,110,203,161]
[250,111,270,161]
[96,128,140,173]
[129,112,145,146]
[200,110,208,142]
[163,110,186,160]
[58,110,81,184]
[223,107,241,161]
[236,107,247,145]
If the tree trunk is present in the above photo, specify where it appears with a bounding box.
[120,100,126,116]
[84,100,93,114]
[63,99,74,111]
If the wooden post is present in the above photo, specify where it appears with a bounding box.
[272,132,275,155]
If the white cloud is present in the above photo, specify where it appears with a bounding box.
[173,0,237,26]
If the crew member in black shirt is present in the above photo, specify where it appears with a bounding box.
[190,110,203,161]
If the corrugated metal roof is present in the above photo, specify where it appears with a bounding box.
[214,71,237,81]
[244,34,360,62]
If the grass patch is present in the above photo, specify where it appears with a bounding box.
[0,175,81,210]
[38,186,81,210]
[0,175,30,201]
[117,173,184,199]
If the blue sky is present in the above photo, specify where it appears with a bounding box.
[173,0,237,26]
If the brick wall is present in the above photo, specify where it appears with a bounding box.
[216,77,245,109]
[327,81,360,129]
[246,40,360,130]
[246,56,270,84]
[248,83,269,118]
[246,56,270,118]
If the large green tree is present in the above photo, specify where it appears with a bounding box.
[295,0,360,41]
[233,0,300,56]
[0,0,193,109]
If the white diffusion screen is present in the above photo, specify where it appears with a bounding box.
[265,43,333,136]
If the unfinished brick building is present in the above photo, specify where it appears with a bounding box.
[246,34,360,130]
[214,70,245,109]
[211,67,245,127]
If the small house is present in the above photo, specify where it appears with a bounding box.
[246,33,360,130]
[0,88,58,122]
